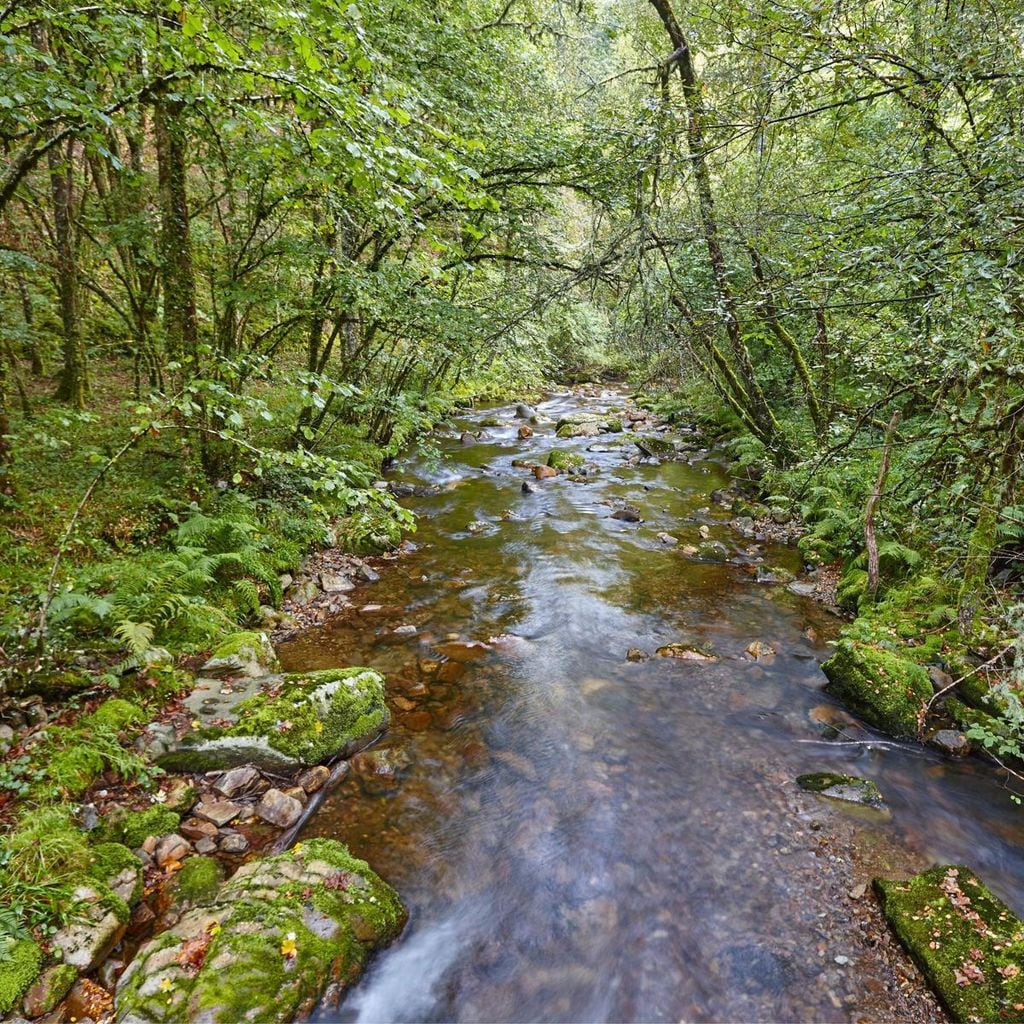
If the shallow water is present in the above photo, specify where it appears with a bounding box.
[281,390,1024,1022]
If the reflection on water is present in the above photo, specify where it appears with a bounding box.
[280,390,1024,1023]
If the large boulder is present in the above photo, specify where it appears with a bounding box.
[821,642,931,739]
[875,865,1024,1022]
[158,668,388,772]
[115,840,406,1023]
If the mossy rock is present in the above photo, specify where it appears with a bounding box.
[635,435,677,457]
[170,856,224,908]
[202,631,279,679]
[105,806,182,849]
[875,865,1024,1022]
[21,962,77,1016]
[546,450,586,472]
[821,641,931,739]
[88,842,144,905]
[796,772,886,810]
[115,839,406,1023]
[158,668,388,772]
[0,939,42,1013]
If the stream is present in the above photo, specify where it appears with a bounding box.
[279,389,1024,1023]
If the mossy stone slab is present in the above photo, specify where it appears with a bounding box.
[875,865,1024,1022]
[158,668,388,772]
[115,839,406,1023]
[821,641,931,739]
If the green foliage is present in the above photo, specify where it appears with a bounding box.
[0,939,42,1013]
[104,806,181,849]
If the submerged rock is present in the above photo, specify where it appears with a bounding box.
[115,840,406,1023]
[874,865,1024,1022]
[158,668,388,772]
[656,643,718,662]
[796,772,886,810]
[821,641,931,739]
[927,729,972,757]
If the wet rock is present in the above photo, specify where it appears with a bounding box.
[23,965,77,1018]
[722,943,793,995]
[656,644,718,662]
[710,488,734,508]
[297,765,331,794]
[158,667,388,773]
[435,640,492,663]
[797,772,886,810]
[698,540,729,561]
[460,431,477,446]
[635,435,676,457]
[745,641,776,662]
[611,505,642,523]
[180,817,219,842]
[392,624,418,637]
[195,837,218,855]
[515,404,535,419]
[213,765,260,799]
[255,788,304,828]
[218,832,250,855]
[756,566,795,584]
[655,532,678,545]
[787,580,818,597]
[193,798,242,827]
[822,641,931,739]
[521,480,539,494]
[518,425,533,439]
[115,840,406,1024]
[200,631,279,679]
[155,834,192,867]
[52,887,127,972]
[533,465,557,480]
[626,648,649,662]
[928,665,954,692]
[320,572,355,594]
[350,748,411,795]
[437,660,466,683]
[731,516,756,538]
[927,729,971,757]
[546,449,585,473]
[875,865,1024,1022]
[356,563,380,583]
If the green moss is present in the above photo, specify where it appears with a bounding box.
[170,856,224,906]
[836,567,868,613]
[546,449,585,472]
[223,667,388,764]
[821,641,932,738]
[0,940,42,1013]
[23,963,77,1015]
[88,842,143,905]
[209,630,274,663]
[99,886,132,925]
[875,865,1024,1022]
[607,418,624,433]
[796,772,885,808]
[45,742,106,797]
[82,698,146,733]
[109,806,181,848]
[2,806,91,882]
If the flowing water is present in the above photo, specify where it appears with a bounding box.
[280,389,1024,1023]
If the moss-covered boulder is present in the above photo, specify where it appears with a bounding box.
[104,806,182,849]
[546,449,585,473]
[22,962,77,1017]
[796,772,886,810]
[169,856,224,908]
[115,839,406,1023]
[635,435,677,457]
[201,631,280,679]
[0,939,42,1014]
[821,642,931,739]
[158,668,388,772]
[88,842,144,905]
[875,865,1024,1022]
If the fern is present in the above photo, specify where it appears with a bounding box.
[112,620,154,656]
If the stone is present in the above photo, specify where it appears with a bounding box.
[821,641,932,739]
[697,540,729,561]
[356,564,380,583]
[320,572,354,593]
[283,786,308,806]
[928,665,954,692]
[515,404,535,419]
[52,887,127,972]
[161,778,197,813]
[460,431,477,445]
[533,465,557,480]
[218,832,249,855]
[193,799,242,827]
[297,765,331,794]
[928,729,972,757]
[797,772,887,811]
[157,667,389,773]
[518,425,533,439]
[350,748,411,796]
[200,631,279,679]
[435,640,491,663]
[634,435,676,457]
[22,965,77,1017]
[255,788,303,828]
[656,643,718,662]
[875,865,1024,1022]
[195,837,218,855]
[213,765,260,798]
[521,480,539,494]
[180,817,219,842]
[437,660,466,683]
[155,834,192,867]
[655,532,677,545]
[611,506,641,523]
[115,840,406,1024]
[546,449,585,473]
[626,648,649,662]
[392,624,418,636]
[745,641,776,662]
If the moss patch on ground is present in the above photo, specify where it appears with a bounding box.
[115,838,407,1023]
[105,806,182,849]
[170,856,224,907]
[821,641,931,738]
[875,865,1024,1022]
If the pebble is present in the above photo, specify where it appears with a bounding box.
[155,834,192,867]
[219,832,250,855]
[193,798,243,827]
[255,788,304,828]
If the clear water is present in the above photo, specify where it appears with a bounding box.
[281,390,1024,1022]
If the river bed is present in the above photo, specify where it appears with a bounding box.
[279,389,1024,1023]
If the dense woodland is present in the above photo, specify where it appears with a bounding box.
[2,0,1024,1010]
